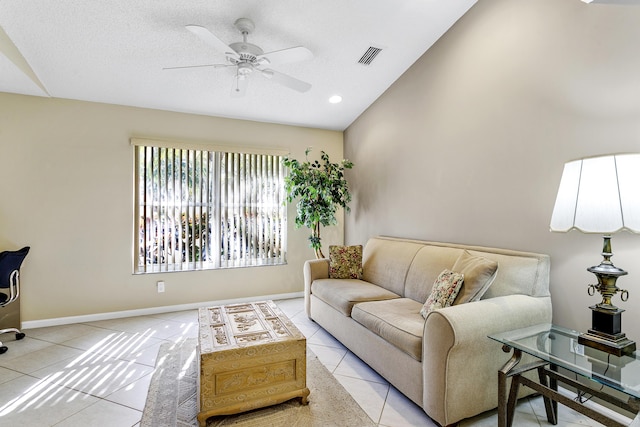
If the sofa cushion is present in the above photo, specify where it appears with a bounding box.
[311,279,400,316]
[329,245,363,279]
[404,246,463,304]
[351,298,425,361]
[481,251,549,299]
[362,238,425,296]
[420,269,464,318]
[451,250,498,305]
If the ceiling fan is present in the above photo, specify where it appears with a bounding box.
[165,18,313,97]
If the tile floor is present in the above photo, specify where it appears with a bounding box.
[0,297,629,426]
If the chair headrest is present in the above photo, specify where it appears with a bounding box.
[0,246,30,287]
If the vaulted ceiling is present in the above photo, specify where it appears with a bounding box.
[0,0,477,130]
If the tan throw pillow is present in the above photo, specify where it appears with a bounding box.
[329,245,363,279]
[452,250,498,305]
[420,269,465,318]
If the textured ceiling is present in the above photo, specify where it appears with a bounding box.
[0,0,477,130]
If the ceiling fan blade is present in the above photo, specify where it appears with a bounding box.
[185,25,239,59]
[258,46,313,66]
[231,76,248,98]
[261,69,311,93]
[163,63,231,70]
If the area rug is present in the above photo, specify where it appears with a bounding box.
[141,338,376,427]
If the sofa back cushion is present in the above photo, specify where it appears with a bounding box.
[475,250,550,299]
[404,246,462,303]
[362,238,423,296]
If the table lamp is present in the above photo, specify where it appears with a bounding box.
[550,153,640,356]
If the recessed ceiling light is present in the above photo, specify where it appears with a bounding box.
[329,95,342,104]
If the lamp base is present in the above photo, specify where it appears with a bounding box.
[579,306,635,356]
[579,331,635,356]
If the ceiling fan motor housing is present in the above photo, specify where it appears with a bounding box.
[230,42,263,58]
[228,42,265,69]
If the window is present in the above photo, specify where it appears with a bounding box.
[133,140,287,273]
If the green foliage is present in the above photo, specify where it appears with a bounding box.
[282,148,354,258]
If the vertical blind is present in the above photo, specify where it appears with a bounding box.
[135,144,286,273]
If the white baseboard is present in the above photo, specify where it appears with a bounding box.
[22,291,304,330]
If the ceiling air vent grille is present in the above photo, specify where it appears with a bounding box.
[358,46,383,66]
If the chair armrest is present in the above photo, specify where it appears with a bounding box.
[421,294,552,426]
[303,258,329,317]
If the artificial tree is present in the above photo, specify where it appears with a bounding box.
[283,148,353,259]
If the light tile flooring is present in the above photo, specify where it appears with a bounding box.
[0,297,627,426]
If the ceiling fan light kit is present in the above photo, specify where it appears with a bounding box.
[172,18,313,97]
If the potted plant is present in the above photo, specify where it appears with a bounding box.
[283,148,354,258]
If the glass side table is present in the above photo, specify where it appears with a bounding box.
[489,324,640,427]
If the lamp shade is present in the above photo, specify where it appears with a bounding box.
[550,153,640,234]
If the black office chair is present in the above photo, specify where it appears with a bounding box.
[0,246,30,354]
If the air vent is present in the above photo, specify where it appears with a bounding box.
[358,46,383,66]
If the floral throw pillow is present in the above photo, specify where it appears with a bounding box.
[329,245,363,279]
[420,269,465,319]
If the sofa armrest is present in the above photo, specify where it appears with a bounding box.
[421,294,552,426]
[303,258,329,317]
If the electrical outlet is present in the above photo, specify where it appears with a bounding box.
[157,281,165,293]
[570,338,584,355]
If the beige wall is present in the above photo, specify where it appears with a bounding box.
[344,0,640,336]
[0,93,343,322]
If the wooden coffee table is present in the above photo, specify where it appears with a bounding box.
[196,300,310,426]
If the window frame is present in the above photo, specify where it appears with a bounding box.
[132,138,288,274]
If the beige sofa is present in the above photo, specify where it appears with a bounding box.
[303,236,551,426]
